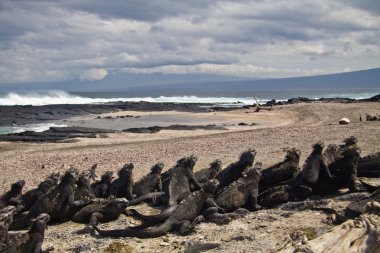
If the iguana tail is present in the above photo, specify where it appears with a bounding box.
[128,205,177,229]
[128,192,165,206]
[94,221,172,238]
[9,213,30,230]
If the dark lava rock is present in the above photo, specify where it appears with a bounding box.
[0,127,116,143]
[123,124,227,134]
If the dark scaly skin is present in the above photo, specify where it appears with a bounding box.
[72,198,129,229]
[2,213,50,253]
[215,163,262,212]
[194,159,222,184]
[74,169,97,201]
[293,142,332,191]
[133,163,164,197]
[167,155,202,206]
[357,152,380,177]
[108,163,135,200]
[259,148,300,190]
[128,205,178,229]
[345,189,380,217]
[313,190,380,224]
[91,171,113,198]
[258,184,312,208]
[0,206,16,248]
[0,180,25,210]
[313,137,361,194]
[161,156,199,188]
[94,181,219,238]
[10,169,91,229]
[217,149,257,190]
[18,179,57,214]
[330,136,360,192]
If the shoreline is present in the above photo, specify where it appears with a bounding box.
[0,94,379,127]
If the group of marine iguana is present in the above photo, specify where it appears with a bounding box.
[1,136,379,252]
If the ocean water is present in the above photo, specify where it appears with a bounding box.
[0,88,379,106]
[0,123,67,135]
[0,88,379,135]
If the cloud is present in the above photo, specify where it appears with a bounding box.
[0,0,379,84]
[79,68,108,81]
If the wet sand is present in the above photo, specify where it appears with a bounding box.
[0,101,380,252]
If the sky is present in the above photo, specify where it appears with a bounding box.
[0,0,379,86]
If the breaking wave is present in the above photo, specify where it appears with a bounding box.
[0,90,378,106]
[0,90,261,106]
[0,123,67,135]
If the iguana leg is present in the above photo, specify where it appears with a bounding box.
[202,207,218,219]
[78,212,104,234]
[89,212,104,226]
[178,220,192,235]
[247,193,261,211]
[34,241,43,253]
[4,232,11,245]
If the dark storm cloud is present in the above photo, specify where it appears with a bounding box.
[0,0,379,83]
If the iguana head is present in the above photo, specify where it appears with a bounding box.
[29,213,50,234]
[38,179,57,193]
[119,163,134,177]
[151,162,165,174]
[109,198,129,210]
[285,148,301,162]
[177,155,198,170]
[342,136,357,147]
[11,179,25,193]
[243,162,262,179]
[203,179,219,194]
[61,168,78,186]
[312,141,324,153]
[46,172,60,185]
[101,171,114,183]
[210,159,222,172]
[239,149,257,166]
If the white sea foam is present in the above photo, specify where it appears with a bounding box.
[0,91,261,106]
[0,123,67,134]
[0,90,377,106]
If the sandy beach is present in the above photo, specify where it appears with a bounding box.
[1,101,379,252]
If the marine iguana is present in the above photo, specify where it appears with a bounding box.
[1,213,50,253]
[93,180,220,238]
[357,153,380,178]
[189,159,222,191]
[91,171,113,198]
[313,137,361,194]
[126,205,178,229]
[108,163,135,200]
[0,180,25,210]
[166,155,202,206]
[0,206,16,248]
[194,159,222,184]
[215,163,262,212]
[72,198,129,232]
[332,136,360,190]
[258,184,312,208]
[133,163,164,197]
[259,148,300,190]
[18,174,59,214]
[216,149,257,190]
[74,166,98,201]
[313,190,380,224]
[10,169,91,229]
[292,142,332,191]
[161,156,200,190]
